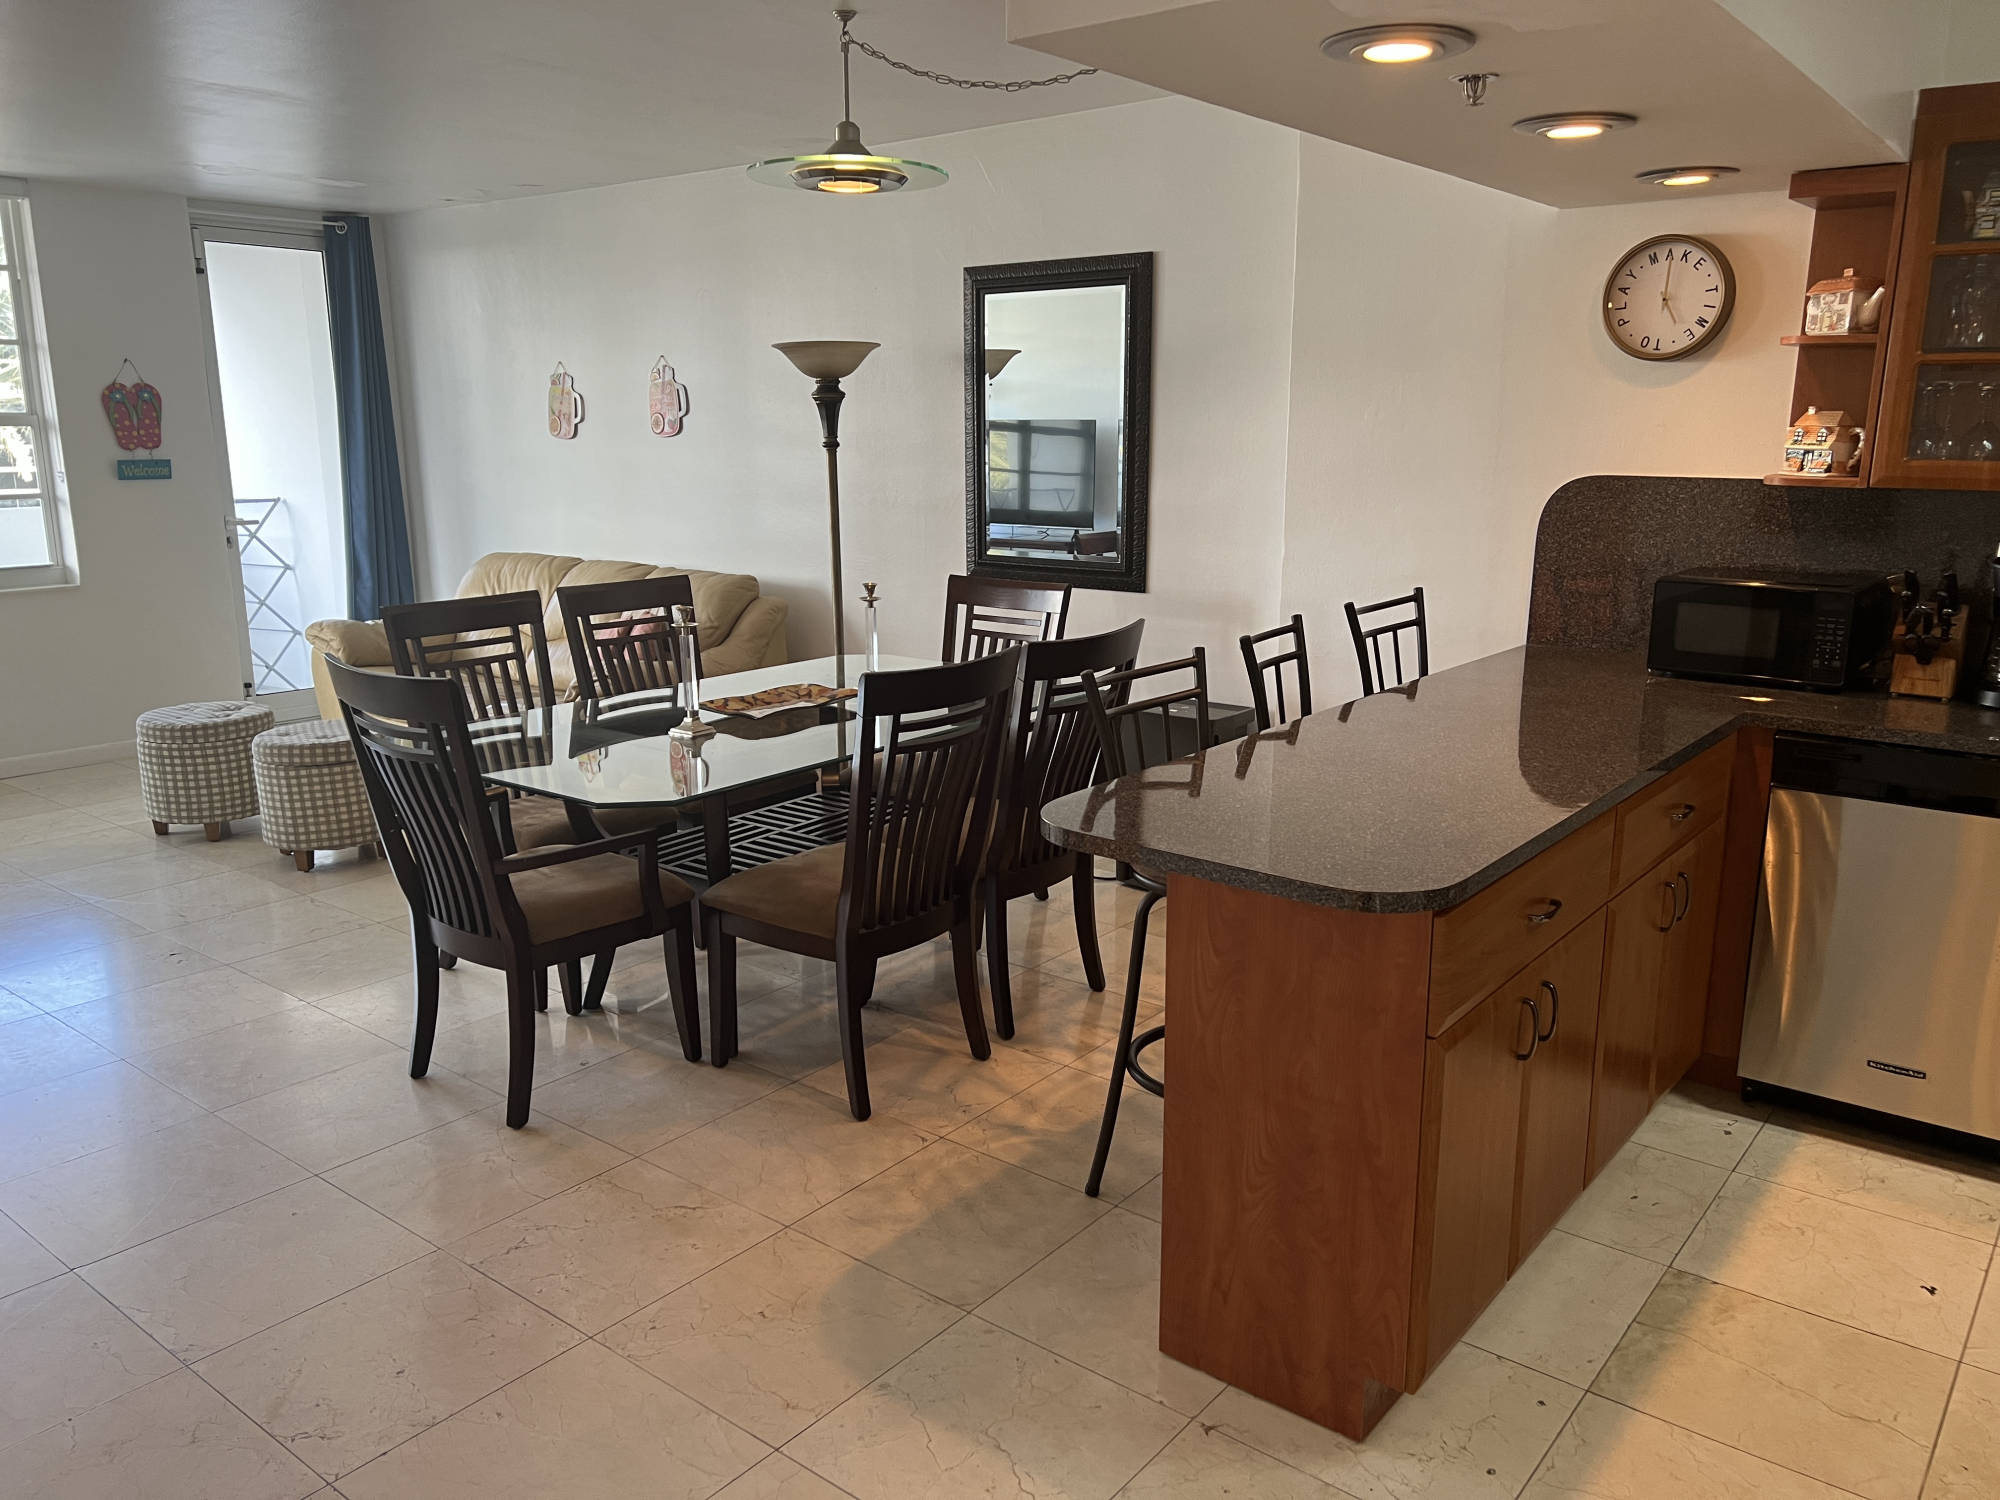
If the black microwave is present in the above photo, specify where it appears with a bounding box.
[1646,569,1895,692]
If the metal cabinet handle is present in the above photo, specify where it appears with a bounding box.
[1514,995,1540,1061]
[1674,871,1691,923]
[1670,802,1697,823]
[1657,880,1677,933]
[1537,979,1559,1042]
[1526,897,1563,926]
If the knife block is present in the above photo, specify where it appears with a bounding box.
[1890,624,1961,700]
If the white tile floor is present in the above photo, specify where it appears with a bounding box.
[2,758,1999,1498]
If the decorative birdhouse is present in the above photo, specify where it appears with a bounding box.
[1782,407,1862,476]
[1802,268,1881,336]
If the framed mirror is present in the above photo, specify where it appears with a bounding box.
[964,252,1152,592]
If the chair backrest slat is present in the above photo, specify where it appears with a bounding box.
[1345,587,1429,696]
[383,591,557,730]
[557,575,698,702]
[941,574,1071,663]
[841,651,1020,939]
[330,659,518,945]
[988,619,1147,879]
[1239,614,1312,732]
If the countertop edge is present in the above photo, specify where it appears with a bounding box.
[1040,723,1739,913]
[1043,681,2000,912]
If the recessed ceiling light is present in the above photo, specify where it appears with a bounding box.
[1637,165,1741,187]
[1513,112,1637,140]
[1321,23,1475,64]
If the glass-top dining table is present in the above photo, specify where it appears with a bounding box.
[475,654,934,885]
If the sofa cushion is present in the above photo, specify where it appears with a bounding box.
[457,553,582,609]
[304,617,393,667]
[542,558,659,641]
[654,566,759,642]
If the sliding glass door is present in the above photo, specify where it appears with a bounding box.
[195,224,346,718]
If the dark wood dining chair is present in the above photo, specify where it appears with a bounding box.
[1077,646,1209,1197]
[699,650,1022,1120]
[1239,613,1312,731]
[981,619,1147,1038]
[383,591,605,1006]
[328,659,701,1129]
[382,591,574,847]
[1345,587,1429,696]
[941,574,1071,662]
[557,574,697,701]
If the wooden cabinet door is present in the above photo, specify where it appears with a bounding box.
[1512,910,1607,1267]
[1654,821,1726,1095]
[1411,988,1530,1379]
[1590,863,1678,1176]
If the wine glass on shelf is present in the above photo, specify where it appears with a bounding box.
[1910,379,1946,460]
[1939,379,1973,460]
[1968,258,1996,347]
[1966,383,2000,462]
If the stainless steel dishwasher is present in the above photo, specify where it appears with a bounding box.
[1741,733,2000,1139]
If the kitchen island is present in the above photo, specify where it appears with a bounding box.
[1040,643,2000,1441]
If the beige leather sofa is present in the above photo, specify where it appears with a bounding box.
[305,551,790,720]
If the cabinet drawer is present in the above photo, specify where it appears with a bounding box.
[1613,738,1733,891]
[1429,813,1614,1036]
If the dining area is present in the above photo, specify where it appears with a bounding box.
[320,562,1434,1210]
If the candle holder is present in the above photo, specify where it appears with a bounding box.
[667,603,716,742]
[861,581,881,671]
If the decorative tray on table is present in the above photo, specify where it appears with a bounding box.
[700,683,858,719]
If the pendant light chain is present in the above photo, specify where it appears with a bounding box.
[838,14,1099,93]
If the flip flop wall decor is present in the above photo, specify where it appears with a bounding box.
[649,358,689,437]
[548,363,584,439]
[100,359,164,453]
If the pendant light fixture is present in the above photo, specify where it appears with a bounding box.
[749,7,1100,197]
[749,9,947,195]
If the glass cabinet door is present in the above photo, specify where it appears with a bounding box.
[1878,129,2000,486]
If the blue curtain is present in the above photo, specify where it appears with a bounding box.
[324,215,415,620]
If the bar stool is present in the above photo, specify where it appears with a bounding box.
[1238,613,1311,730]
[1345,587,1429,695]
[1077,646,1209,1197]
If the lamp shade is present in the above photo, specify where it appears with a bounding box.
[774,341,879,380]
[984,348,1021,381]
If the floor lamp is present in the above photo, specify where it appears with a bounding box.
[774,340,879,691]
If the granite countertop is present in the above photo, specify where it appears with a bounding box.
[1040,645,2000,913]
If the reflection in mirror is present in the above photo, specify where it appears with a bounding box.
[965,254,1152,592]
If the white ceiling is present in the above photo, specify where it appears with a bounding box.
[0,0,1155,213]
[1008,0,1961,208]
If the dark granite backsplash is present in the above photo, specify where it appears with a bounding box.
[1528,476,2000,653]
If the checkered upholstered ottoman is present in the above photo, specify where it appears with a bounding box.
[137,700,275,842]
[251,719,380,872]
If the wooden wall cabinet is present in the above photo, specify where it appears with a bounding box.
[1873,82,2000,490]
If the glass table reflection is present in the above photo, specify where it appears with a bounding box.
[475,653,934,884]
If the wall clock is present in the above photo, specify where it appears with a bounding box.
[1603,235,1735,360]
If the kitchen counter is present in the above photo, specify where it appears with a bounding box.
[1041,644,2000,913]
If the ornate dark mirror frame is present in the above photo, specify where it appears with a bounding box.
[963,252,1153,593]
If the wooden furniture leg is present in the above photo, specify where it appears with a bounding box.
[204,821,226,842]
[151,821,169,836]
[291,850,315,873]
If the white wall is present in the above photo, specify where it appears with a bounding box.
[0,184,242,769]
[386,97,1299,673]
[1495,191,1813,598]
[1279,137,1551,689]
[385,94,1821,710]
